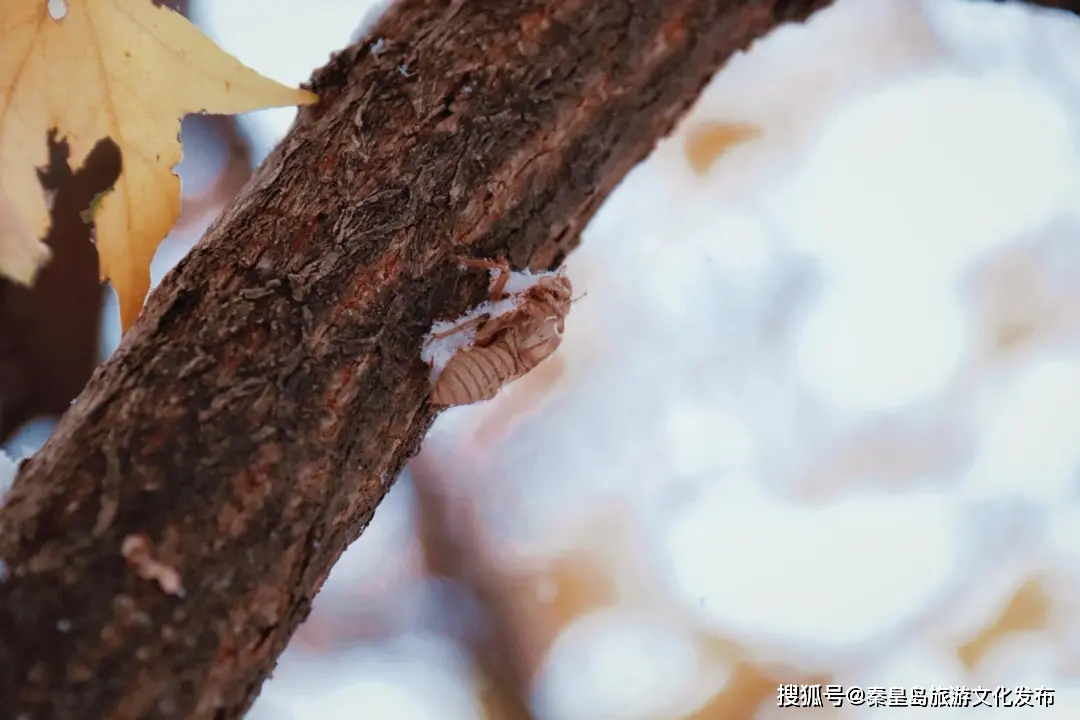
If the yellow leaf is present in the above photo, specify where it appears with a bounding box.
[0,186,50,285]
[0,0,318,330]
[684,121,762,175]
[956,578,1049,670]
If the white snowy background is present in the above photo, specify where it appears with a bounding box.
[4,0,1080,717]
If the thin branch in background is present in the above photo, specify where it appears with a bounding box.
[411,453,537,720]
[174,114,255,231]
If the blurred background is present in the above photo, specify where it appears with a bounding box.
[4,0,1080,717]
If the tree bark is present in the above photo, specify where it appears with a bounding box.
[1,0,1077,717]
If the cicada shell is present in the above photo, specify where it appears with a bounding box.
[429,260,573,408]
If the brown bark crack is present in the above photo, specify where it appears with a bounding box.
[2,0,1076,717]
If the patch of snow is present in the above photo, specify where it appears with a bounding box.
[962,358,1080,506]
[923,0,1080,100]
[779,73,1075,284]
[531,607,722,720]
[420,296,519,380]
[975,632,1057,689]
[841,644,967,719]
[794,277,968,414]
[661,482,961,653]
[248,634,480,720]
[420,268,563,380]
[664,398,754,477]
[930,558,1040,652]
[500,267,563,296]
[626,212,781,323]
[1050,505,1080,571]
[676,0,946,200]
[861,642,966,689]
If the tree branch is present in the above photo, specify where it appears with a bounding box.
[2,0,1076,717]
[1000,0,1080,13]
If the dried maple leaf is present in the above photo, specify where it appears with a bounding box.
[0,0,318,329]
[0,187,50,286]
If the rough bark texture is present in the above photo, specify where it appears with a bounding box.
[1,0,1078,717]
